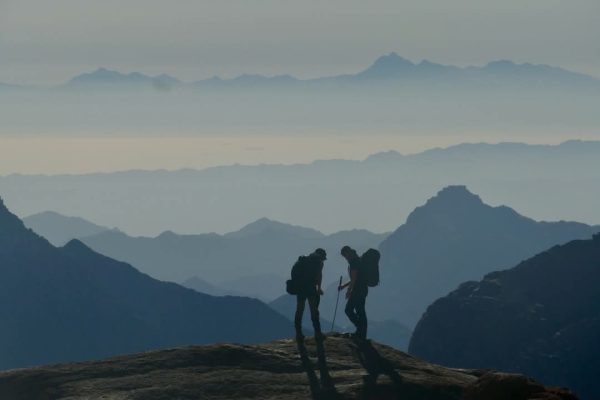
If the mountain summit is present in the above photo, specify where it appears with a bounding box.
[357,52,416,78]
[372,186,598,327]
[227,217,324,239]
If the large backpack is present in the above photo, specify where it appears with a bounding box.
[361,249,380,287]
[286,256,311,295]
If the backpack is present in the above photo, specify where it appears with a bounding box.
[361,249,380,287]
[286,256,312,295]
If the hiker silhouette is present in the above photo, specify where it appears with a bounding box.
[339,246,368,340]
[290,248,327,342]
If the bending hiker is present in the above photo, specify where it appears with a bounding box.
[287,248,327,342]
[339,246,369,341]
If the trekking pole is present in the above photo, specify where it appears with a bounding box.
[330,275,343,332]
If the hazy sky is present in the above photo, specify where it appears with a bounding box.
[1,0,599,84]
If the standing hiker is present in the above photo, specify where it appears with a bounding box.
[339,245,369,340]
[287,248,327,342]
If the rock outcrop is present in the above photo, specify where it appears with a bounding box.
[410,234,600,399]
[0,335,576,400]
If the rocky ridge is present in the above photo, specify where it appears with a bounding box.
[0,335,576,400]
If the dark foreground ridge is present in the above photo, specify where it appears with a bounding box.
[0,334,575,400]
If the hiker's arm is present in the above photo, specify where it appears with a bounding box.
[345,269,358,298]
[317,267,324,294]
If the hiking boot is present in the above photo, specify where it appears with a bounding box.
[321,374,334,389]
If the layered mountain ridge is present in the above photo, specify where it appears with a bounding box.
[0,198,291,369]
[5,140,600,237]
[74,219,387,299]
[2,53,597,90]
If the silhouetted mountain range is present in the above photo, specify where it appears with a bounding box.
[67,68,182,90]
[370,185,599,327]
[409,234,600,400]
[23,211,110,246]
[3,53,599,136]
[11,53,593,90]
[31,217,387,300]
[0,197,291,369]
[4,140,600,237]
[1,53,597,92]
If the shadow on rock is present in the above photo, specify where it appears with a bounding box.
[296,338,341,400]
[352,339,461,400]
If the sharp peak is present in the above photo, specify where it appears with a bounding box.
[418,186,486,209]
[243,217,290,227]
[378,52,409,60]
[63,238,92,251]
[432,185,482,201]
[372,52,415,65]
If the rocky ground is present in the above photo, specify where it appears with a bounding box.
[0,334,576,400]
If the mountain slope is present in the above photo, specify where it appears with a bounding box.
[372,185,599,326]
[23,210,110,246]
[0,197,291,369]
[409,234,600,400]
[0,335,576,400]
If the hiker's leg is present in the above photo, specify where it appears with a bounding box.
[295,295,306,336]
[355,295,367,339]
[345,296,359,327]
[308,294,322,334]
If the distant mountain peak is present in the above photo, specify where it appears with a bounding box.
[376,52,414,66]
[62,238,94,253]
[402,185,488,227]
[430,185,483,205]
[229,217,323,239]
[358,52,416,78]
[67,68,181,87]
